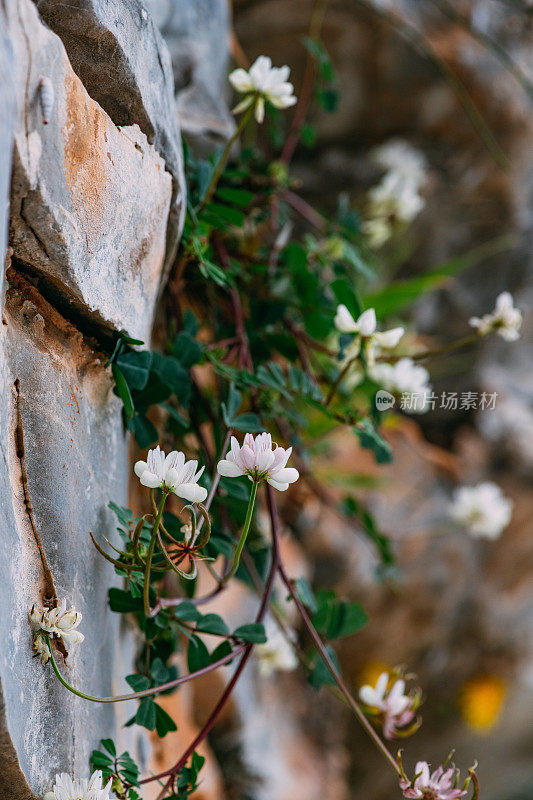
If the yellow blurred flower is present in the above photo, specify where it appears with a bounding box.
[459,675,506,733]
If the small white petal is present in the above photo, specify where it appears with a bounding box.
[356,308,377,336]
[134,460,148,477]
[217,459,245,478]
[266,477,290,492]
[140,471,162,489]
[271,467,299,485]
[175,483,208,503]
[334,304,358,333]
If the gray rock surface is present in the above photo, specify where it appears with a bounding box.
[145,0,235,154]
[1,0,180,795]
[8,0,172,343]
[36,0,186,267]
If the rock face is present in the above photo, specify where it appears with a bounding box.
[0,0,185,795]
[36,0,186,268]
[145,0,235,154]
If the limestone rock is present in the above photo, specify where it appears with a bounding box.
[8,0,172,343]
[0,3,15,284]
[36,0,185,267]
[145,0,235,154]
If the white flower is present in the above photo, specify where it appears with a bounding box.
[229,55,297,123]
[334,305,404,365]
[43,770,116,800]
[134,446,207,503]
[359,671,418,739]
[469,292,523,341]
[256,618,298,678]
[363,139,426,247]
[217,433,299,491]
[371,358,432,413]
[33,633,51,664]
[450,481,513,539]
[30,598,84,655]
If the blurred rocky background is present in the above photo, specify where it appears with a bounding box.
[1,1,532,799]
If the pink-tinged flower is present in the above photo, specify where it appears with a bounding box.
[217,433,299,491]
[134,446,207,503]
[359,671,420,739]
[399,761,467,800]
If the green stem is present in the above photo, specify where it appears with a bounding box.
[44,635,246,703]
[143,494,166,616]
[226,481,258,581]
[198,105,255,212]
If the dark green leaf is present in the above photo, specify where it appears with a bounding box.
[116,350,153,391]
[233,623,266,643]
[108,588,143,613]
[196,614,230,636]
[295,577,317,613]
[355,419,393,464]
[125,673,151,692]
[154,703,178,737]
[101,738,116,757]
[135,697,156,730]
[112,364,134,418]
[187,635,211,673]
[216,187,254,207]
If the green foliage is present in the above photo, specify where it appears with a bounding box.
[89,739,140,796]
[355,419,393,464]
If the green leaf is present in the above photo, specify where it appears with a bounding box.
[187,635,211,673]
[175,601,202,623]
[125,673,151,692]
[216,187,254,207]
[112,363,134,418]
[108,588,143,613]
[312,590,367,639]
[222,383,242,426]
[330,278,362,319]
[101,738,117,757]
[115,350,153,391]
[172,332,202,368]
[135,697,156,730]
[233,623,267,643]
[196,614,230,637]
[90,751,114,768]
[363,235,514,317]
[295,577,317,613]
[355,419,393,464]
[210,641,233,663]
[308,645,340,689]
[154,703,177,737]
[125,414,159,448]
[231,412,263,432]
[204,202,245,227]
[150,658,170,684]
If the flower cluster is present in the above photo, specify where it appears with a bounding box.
[334,305,404,366]
[449,481,513,539]
[134,446,207,503]
[469,292,522,341]
[362,139,427,248]
[255,617,298,678]
[44,770,115,800]
[371,358,432,412]
[29,599,84,664]
[217,433,299,491]
[399,760,470,800]
[359,671,421,739]
[229,55,297,123]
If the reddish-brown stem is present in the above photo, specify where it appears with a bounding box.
[140,484,280,790]
[277,559,399,774]
[283,190,327,232]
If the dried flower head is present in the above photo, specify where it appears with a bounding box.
[398,754,476,800]
[30,598,84,661]
[134,446,207,503]
[229,55,297,123]
[217,433,299,491]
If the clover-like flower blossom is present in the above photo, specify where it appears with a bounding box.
[399,761,467,800]
[362,139,426,247]
[450,481,512,539]
[43,770,116,800]
[30,598,84,660]
[217,433,299,491]
[371,358,432,414]
[359,671,420,739]
[469,291,522,341]
[334,305,404,366]
[256,617,298,678]
[134,446,207,503]
[229,55,297,123]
